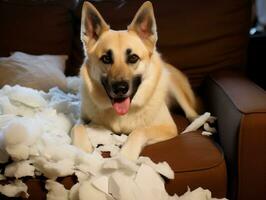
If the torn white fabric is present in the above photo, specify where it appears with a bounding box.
[4,160,35,178]
[0,180,29,198]
[203,123,217,133]
[137,156,174,179]
[178,187,227,200]
[91,176,109,195]
[33,157,75,179]
[79,180,110,200]
[0,85,226,200]
[182,112,217,136]
[69,183,80,200]
[3,117,41,161]
[102,154,139,173]
[108,171,140,200]
[134,164,171,200]
[0,85,47,108]
[46,180,69,200]
[182,112,210,133]
[201,131,213,136]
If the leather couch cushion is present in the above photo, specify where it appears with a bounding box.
[142,115,227,198]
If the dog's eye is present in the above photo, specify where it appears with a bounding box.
[127,54,139,64]
[100,55,113,64]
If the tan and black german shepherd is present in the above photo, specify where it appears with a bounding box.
[72,1,199,160]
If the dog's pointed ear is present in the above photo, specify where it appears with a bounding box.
[81,2,109,50]
[128,1,157,52]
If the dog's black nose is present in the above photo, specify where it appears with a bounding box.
[111,81,129,96]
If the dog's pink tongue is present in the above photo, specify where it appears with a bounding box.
[113,97,130,115]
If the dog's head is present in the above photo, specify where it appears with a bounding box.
[81,1,159,115]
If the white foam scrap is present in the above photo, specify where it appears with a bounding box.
[137,156,174,179]
[0,85,226,200]
[204,123,217,133]
[201,131,213,136]
[182,112,217,136]
[35,109,72,140]
[3,117,41,146]
[79,180,110,200]
[45,180,69,200]
[0,180,29,198]
[69,183,80,200]
[33,157,75,179]
[5,144,30,161]
[4,160,35,178]
[0,97,17,115]
[86,124,127,157]
[86,124,116,148]
[108,171,140,200]
[178,187,227,200]
[182,112,211,133]
[3,117,41,161]
[91,176,109,194]
[74,170,90,183]
[0,114,17,129]
[96,144,120,157]
[75,151,105,176]
[135,164,170,200]
[1,85,47,108]
[102,154,139,173]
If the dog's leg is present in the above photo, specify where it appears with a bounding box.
[120,124,177,160]
[166,64,199,121]
[169,81,198,121]
[120,105,177,160]
[71,124,93,153]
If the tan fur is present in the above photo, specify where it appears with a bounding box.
[72,1,199,160]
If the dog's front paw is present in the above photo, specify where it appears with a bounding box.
[120,144,141,161]
[71,124,93,153]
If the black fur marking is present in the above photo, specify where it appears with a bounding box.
[126,48,132,55]
[131,75,142,99]
[125,48,139,64]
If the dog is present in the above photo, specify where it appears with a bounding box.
[71,1,199,160]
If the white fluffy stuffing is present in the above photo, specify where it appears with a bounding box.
[0,84,225,200]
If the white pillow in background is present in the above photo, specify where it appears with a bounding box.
[10,52,68,72]
[0,52,68,92]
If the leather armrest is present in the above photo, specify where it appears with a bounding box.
[203,70,266,200]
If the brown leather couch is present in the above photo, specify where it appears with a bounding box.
[0,0,265,200]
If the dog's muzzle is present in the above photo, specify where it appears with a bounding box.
[101,75,142,100]
[101,75,142,115]
[110,80,129,98]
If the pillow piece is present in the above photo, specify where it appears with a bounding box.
[0,52,68,92]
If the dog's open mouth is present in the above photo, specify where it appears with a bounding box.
[101,75,142,116]
[111,97,131,115]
